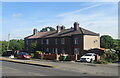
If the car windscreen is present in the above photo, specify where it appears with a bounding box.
[18,52,29,55]
[84,54,92,56]
[24,53,29,55]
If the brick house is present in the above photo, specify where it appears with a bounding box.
[24,22,100,58]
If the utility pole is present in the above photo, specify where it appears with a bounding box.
[7,33,10,50]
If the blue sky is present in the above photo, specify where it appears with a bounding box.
[2,2,118,40]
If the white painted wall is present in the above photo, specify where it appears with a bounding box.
[84,35,100,50]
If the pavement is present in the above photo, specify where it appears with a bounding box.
[0,57,119,76]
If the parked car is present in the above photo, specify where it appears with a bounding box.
[2,50,14,56]
[17,52,31,59]
[9,55,14,58]
[80,53,96,62]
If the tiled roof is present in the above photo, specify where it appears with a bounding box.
[25,27,99,39]
[25,32,47,39]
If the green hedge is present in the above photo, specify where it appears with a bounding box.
[34,51,42,58]
[30,53,34,58]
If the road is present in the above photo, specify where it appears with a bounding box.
[2,61,96,76]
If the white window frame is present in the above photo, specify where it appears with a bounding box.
[55,48,58,54]
[46,48,49,52]
[74,48,79,55]
[61,38,65,44]
[55,38,57,44]
[74,38,78,44]
[46,39,49,44]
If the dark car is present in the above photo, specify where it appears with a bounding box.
[2,50,14,56]
[17,52,31,59]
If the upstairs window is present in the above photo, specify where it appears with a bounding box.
[41,39,43,44]
[61,38,65,44]
[46,39,49,44]
[43,39,46,44]
[74,38,79,44]
[26,40,28,45]
[55,38,57,44]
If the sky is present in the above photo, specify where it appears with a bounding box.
[1,2,118,40]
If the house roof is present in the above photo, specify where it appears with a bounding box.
[25,27,99,39]
[25,32,47,39]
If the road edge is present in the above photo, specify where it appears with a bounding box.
[0,57,56,68]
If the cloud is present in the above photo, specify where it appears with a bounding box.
[2,2,118,40]
[12,13,22,17]
[53,3,118,38]
[57,3,104,17]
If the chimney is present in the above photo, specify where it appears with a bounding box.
[46,27,50,32]
[33,28,38,35]
[61,26,65,30]
[57,25,61,33]
[74,22,79,31]
[71,27,73,29]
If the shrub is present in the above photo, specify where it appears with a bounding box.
[30,53,34,58]
[36,51,42,54]
[2,52,7,56]
[94,50,118,64]
[94,59,109,64]
[105,51,118,61]
[34,51,42,58]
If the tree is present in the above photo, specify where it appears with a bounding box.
[0,41,2,54]
[9,39,24,51]
[30,42,37,52]
[1,41,8,53]
[18,39,24,50]
[40,27,56,32]
[100,35,114,49]
[113,39,120,51]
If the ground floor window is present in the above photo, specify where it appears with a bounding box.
[74,48,79,55]
[61,48,65,54]
[46,48,49,52]
[52,48,55,54]
[26,47,28,51]
[55,48,58,54]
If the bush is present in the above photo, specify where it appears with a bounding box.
[94,50,118,64]
[36,51,42,54]
[34,51,42,58]
[94,59,109,64]
[2,52,7,56]
[105,51,118,61]
[30,53,34,58]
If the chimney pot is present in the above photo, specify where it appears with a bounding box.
[61,26,65,30]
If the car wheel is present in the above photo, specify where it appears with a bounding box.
[90,59,93,63]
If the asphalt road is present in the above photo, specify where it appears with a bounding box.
[2,61,96,76]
